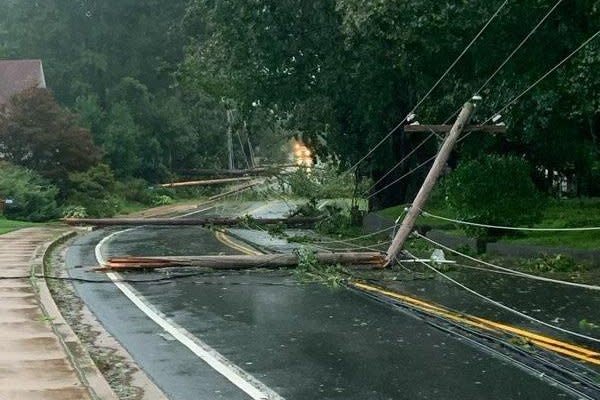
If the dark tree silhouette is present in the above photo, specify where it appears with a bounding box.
[0,88,100,190]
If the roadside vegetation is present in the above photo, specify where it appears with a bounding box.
[380,196,600,250]
[0,216,37,235]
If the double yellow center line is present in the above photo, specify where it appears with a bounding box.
[214,229,600,366]
[352,281,600,365]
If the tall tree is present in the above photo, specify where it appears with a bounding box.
[0,88,100,189]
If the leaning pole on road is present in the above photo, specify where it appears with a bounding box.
[384,101,475,266]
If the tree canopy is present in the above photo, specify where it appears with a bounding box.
[1,0,598,206]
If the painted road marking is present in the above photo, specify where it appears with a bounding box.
[212,207,600,367]
[352,281,600,365]
[94,209,285,400]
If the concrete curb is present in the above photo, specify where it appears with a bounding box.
[32,229,119,400]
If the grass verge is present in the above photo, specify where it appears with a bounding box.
[378,198,600,250]
[0,216,38,235]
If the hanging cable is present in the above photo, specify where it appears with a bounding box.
[402,249,600,343]
[421,210,600,232]
[413,232,600,291]
[475,0,566,95]
[310,225,396,245]
[364,131,436,196]
[364,104,463,199]
[377,30,600,200]
[343,0,511,175]
[482,29,600,125]
[367,153,438,199]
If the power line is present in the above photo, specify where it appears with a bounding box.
[482,29,600,125]
[344,0,511,174]
[402,249,600,344]
[475,0,566,95]
[364,131,436,195]
[311,225,396,245]
[413,232,600,291]
[367,0,570,200]
[364,105,462,199]
[372,0,579,195]
[307,239,391,253]
[366,153,437,199]
[445,29,600,154]
[421,210,600,232]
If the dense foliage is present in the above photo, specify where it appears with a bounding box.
[0,88,99,189]
[1,0,598,213]
[66,164,120,217]
[445,155,545,235]
[0,162,59,221]
[180,0,600,206]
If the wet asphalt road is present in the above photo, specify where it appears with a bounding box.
[66,223,575,399]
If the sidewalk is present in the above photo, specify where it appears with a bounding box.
[0,227,93,400]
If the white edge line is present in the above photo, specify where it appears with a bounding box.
[94,215,284,400]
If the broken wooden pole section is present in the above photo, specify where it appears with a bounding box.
[64,216,319,227]
[160,177,253,188]
[200,180,263,204]
[104,252,386,270]
[177,166,278,178]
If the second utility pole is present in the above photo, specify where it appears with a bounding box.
[226,109,235,171]
[385,101,475,266]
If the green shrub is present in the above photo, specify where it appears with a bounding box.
[522,254,581,273]
[62,205,88,219]
[66,164,120,217]
[286,169,321,198]
[445,155,545,236]
[152,195,174,206]
[0,163,60,221]
[115,178,155,205]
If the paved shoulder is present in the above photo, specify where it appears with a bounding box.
[0,228,93,400]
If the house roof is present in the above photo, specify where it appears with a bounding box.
[0,59,46,105]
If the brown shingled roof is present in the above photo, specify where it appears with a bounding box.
[0,59,47,105]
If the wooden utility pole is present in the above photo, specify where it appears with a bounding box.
[226,109,235,171]
[63,216,320,227]
[385,101,475,266]
[103,252,386,271]
[159,177,253,188]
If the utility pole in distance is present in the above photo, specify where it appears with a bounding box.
[226,109,234,171]
[385,101,476,266]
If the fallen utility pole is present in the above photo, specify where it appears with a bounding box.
[200,180,263,204]
[177,167,275,178]
[160,177,253,188]
[385,101,476,266]
[64,216,319,227]
[104,253,386,270]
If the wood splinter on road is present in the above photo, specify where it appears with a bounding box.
[103,253,386,270]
